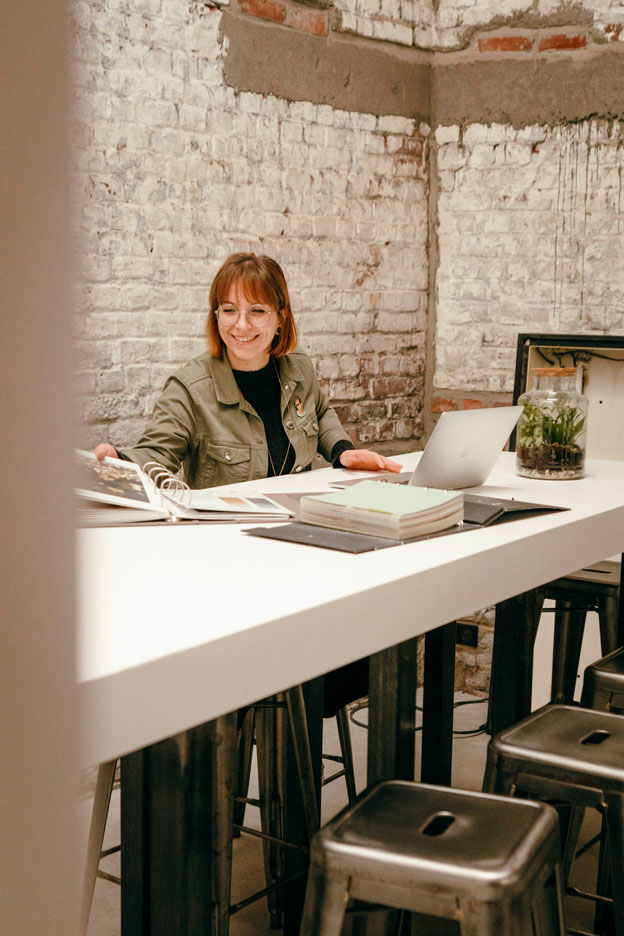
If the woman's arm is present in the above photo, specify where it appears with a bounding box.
[94,378,197,474]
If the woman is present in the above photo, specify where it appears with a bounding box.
[95,252,402,483]
[95,253,402,715]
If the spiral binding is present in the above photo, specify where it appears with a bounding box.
[144,461,192,512]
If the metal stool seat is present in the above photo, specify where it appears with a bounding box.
[300,780,566,936]
[581,645,624,712]
[483,704,624,935]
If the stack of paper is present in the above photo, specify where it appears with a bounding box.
[300,480,464,540]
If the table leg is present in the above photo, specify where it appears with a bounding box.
[421,622,457,786]
[367,637,419,784]
[121,716,237,936]
[488,589,543,736]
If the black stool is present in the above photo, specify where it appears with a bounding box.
[299,780,566,936]
[483,703,624,935]
[581,645,624,712]
[544,561,620,705]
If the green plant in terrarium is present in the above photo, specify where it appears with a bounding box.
[517,400,585,448]
[541,406,585,446]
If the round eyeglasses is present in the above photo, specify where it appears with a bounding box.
[216,305,274,327]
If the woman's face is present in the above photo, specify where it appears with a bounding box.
[217,281,280,371]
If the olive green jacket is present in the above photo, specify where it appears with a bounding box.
[120,350,351,489]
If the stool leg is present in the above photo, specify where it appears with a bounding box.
[482,747,516,796]
[256,697,286,929]
[460,900,509,936]
[336,706,357,804]
[551,601,586,704]
[233,707,255,834]
[285,685,320,836]
[560,805,585,885]
[80,759,117,936]
[299,863,349,936]
[212,713,238,936]
[598,594,620,657]
[604,793,624,936]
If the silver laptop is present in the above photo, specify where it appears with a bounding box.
[408,405,523,489]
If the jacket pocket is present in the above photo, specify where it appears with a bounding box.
[297,418,319,464]
[200,441,251,487]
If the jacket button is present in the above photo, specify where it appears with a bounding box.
[284,384,289,390]
[294,465,302,473]
[225,451,232,461]
[286,420,294,429]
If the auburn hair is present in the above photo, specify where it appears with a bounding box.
[206,253,298,358]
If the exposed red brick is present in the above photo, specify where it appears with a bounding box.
[398,138,424,159]
[605,23,623,41]
[462,398,484,410]
[370,377,410,399]
[238,0,286,25]
[285,7,328,37]
[432,397,457,413]
[478,35,533,53]
[538,33,587,52]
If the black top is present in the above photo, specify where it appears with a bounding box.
[233,359,353,474]
[233,361,295,477]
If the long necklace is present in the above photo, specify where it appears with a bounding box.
[268,359,293,477]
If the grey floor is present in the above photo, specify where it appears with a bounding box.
[83,691,602,935]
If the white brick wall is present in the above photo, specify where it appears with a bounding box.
[335,0,624,49]
[434,120,624,393]
[431,0,624,49]
[72,2,430,450]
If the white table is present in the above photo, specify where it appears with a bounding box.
[76,452,624,934]
[77,451,624,765]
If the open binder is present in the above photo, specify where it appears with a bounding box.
[75,450,294,526]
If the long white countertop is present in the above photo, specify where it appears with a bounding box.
[77,451,624,765]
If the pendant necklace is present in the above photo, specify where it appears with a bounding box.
[268,359,293,477]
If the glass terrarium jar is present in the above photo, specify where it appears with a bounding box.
[516,367,588,480]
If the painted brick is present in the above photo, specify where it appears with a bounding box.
[604,23,624,41]
[477,35,533,53]
[285,6,328,36]
[462,398,484,410]
[538,33,587,52]
[432,397,458,413]
[238,0,286,24]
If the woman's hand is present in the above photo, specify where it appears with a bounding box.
[339,449,403,473]
[93,443,120,461]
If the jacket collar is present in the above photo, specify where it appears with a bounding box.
[209,352,305,405]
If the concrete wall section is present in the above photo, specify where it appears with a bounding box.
[435,51,624,128]
[222,10,431,121]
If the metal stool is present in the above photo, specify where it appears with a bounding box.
[80,689,355,936]
[483,704,624,935]
[543,561,620,705]
[300,780,566,936]
[581,645,624,712]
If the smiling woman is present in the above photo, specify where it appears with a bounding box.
[94,252,402,486]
